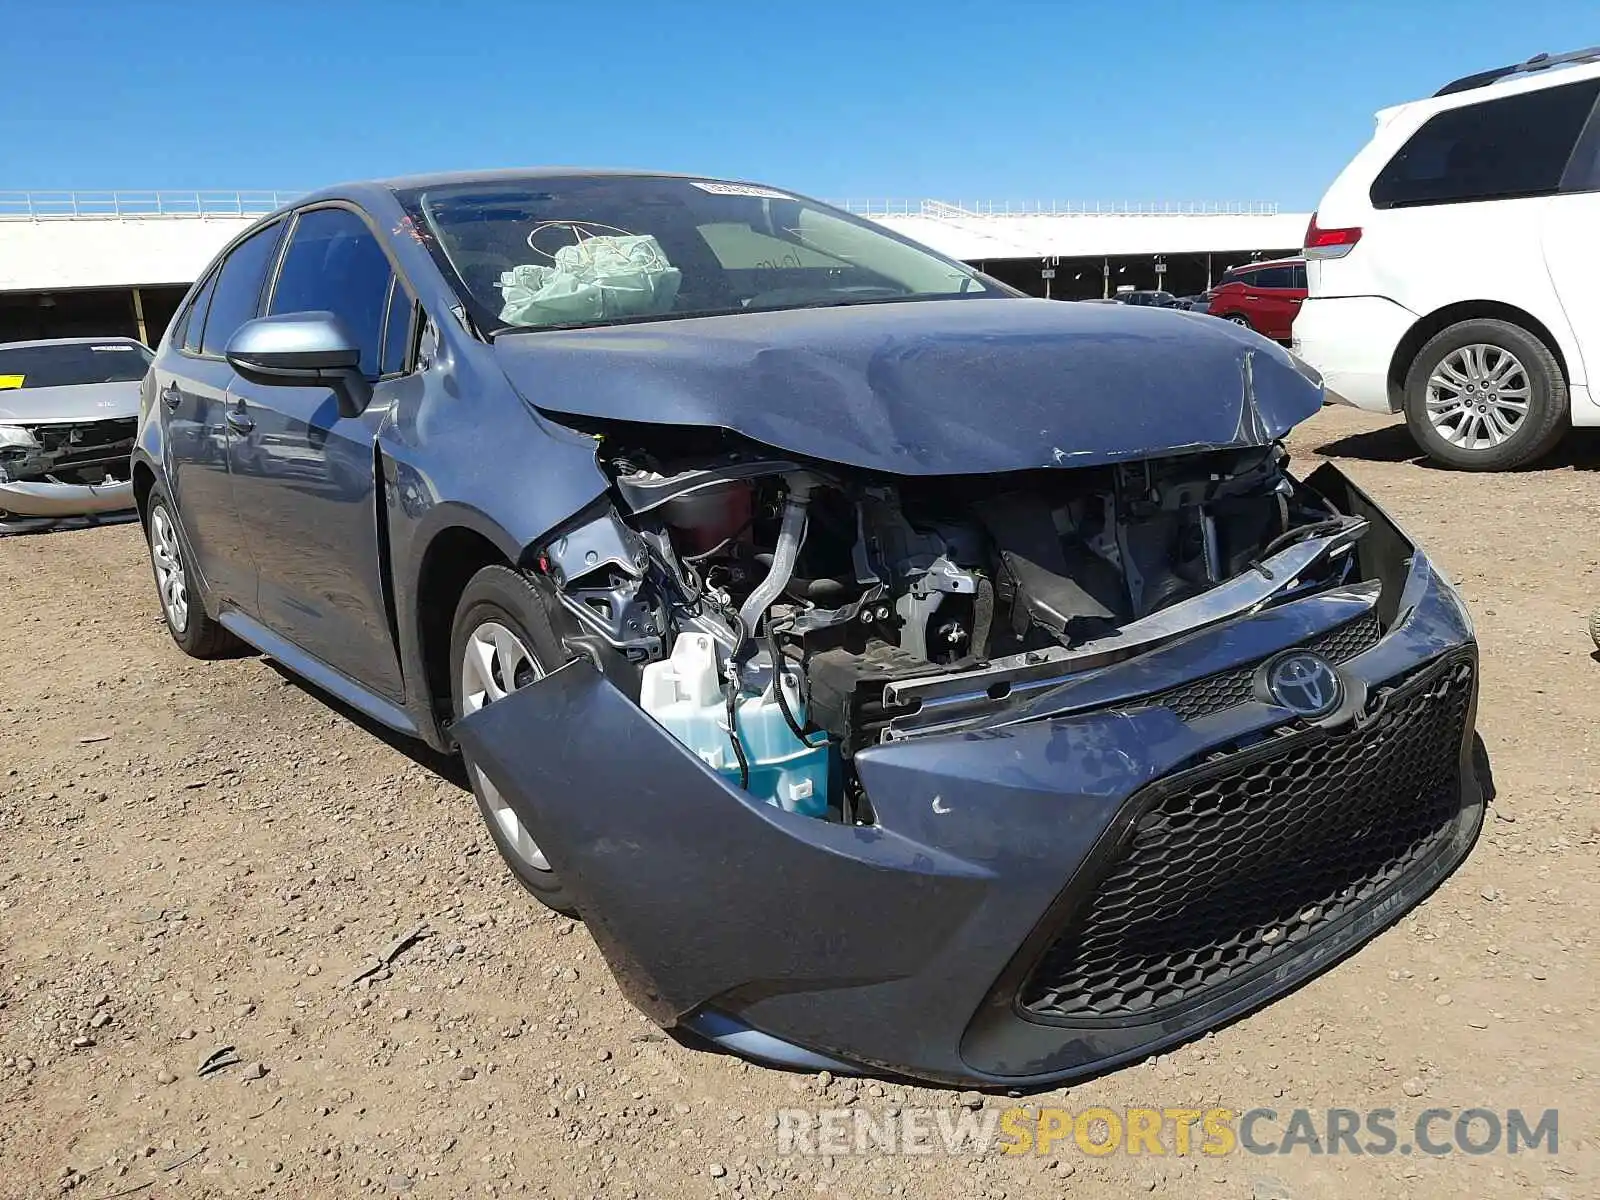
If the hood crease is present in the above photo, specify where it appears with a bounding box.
[493,298,1324,475]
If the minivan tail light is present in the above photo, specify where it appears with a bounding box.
[1303,213,1362,260]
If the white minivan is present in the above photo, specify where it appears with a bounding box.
[1294,47,1600,470]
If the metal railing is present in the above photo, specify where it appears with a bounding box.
[835,199,1282,218]
[0,191,303,220]
[0,191,1282,221]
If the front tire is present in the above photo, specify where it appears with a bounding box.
[143,487,238,659]
[449,565,578,916]
[1403,319,1567,471]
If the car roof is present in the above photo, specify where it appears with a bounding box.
[377,167,699,191]
[1378,55,1600,125]
[0,336,149,351]
[278,169,784,224]
[294,168,725,208]
[1434,45,1600,98]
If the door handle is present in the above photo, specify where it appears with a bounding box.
[160,384,182,410]
[225,409,255,434]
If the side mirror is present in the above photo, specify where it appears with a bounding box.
[226,312,373,419]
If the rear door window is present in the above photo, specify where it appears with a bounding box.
[270,207,395,380]
[201,220,286,357]
[1370,78,1600,208]
[1250,266,1293,289]
[180,273,217,355]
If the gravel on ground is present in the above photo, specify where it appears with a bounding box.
[1,406,1597,1198]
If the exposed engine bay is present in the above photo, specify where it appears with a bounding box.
[535,432,1370,822]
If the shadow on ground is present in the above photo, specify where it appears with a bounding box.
[1312,421,1422,464]
[263,658,468,787]
[1314,421,1600,472]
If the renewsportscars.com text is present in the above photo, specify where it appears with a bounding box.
[774,1106,1559,1159]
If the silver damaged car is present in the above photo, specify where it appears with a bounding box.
[0,337,148,531]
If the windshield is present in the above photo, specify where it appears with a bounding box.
[400,177,1000,333]
[0,341,151,389]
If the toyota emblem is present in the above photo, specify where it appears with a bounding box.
[1262,651,1344,718]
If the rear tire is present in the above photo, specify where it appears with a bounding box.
[1402,319,1567,471]
[449,565,579,917]
[1225,313,1253,330]
[143,487,238,659]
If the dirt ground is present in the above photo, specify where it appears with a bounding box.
[2,404,1598,1200]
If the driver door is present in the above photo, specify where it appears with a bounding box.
[224,205,414,702]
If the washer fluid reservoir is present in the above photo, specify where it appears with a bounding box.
[639,633,830,818]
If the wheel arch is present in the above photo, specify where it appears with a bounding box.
[414,523,515,745]
[131,457,158,522]
[1388,300,1571,412]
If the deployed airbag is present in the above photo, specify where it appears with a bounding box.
[499,234,682,327]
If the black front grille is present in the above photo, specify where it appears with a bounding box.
[31,418,137,452]
[1145,608,1382,722]
[1020,652,1475,1024]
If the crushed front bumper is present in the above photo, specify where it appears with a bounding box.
[454,465,1484,1086]
[0,477,134,518]
[0,477,136,534]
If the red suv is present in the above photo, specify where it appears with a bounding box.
[1204,257,1307,341]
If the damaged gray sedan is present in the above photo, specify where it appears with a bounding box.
[0,337,146,531]
[133,172,1485,1086]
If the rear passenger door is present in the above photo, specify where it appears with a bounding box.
[1243,265,1298,340]
[153,218,285,609]
[225,204,414,701]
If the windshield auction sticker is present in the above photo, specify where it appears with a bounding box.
[690,181,794,199]
[0,375,23,390]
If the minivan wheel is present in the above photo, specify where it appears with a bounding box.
[143,488,238,658]
[449,564,578,917]
[1403,319,1567,470]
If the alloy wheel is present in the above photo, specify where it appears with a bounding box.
[149,507,189,634]
[458,620,550,871]
[1425,343,1530,451]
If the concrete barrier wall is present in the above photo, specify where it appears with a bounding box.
[0,217,259,291]
[0,210,1311,294]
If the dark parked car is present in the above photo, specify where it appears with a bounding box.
[1111,289,1181,307]
[1204,257,1308,340]
[135,170,1484,1087]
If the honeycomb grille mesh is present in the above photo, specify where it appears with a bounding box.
[1146,608,1382,722]
[1020,654,1475,1024]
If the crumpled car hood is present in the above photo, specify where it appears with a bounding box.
[493,297,1324,475]
[0,381,141,424]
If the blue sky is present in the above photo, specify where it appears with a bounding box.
[3,0,1593,207]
